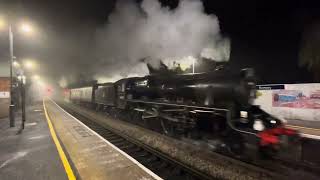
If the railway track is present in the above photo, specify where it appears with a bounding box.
[58,103,215,180]
[58,102,320,180]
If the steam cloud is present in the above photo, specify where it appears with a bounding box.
[93,0,230,82]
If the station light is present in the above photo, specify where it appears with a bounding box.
[0,17,5,29]
[0,18,34,35]
[13,61,20,67]
[23,59,36,70]
[32,74,40,80]
[25,61,34,69]
[20,23,33,34]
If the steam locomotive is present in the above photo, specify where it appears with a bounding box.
[68,67,298,157]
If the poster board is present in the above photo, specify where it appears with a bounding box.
[254,83,320,121]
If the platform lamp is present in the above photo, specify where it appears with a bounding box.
[0,18,34,127]
[9,24,16,127]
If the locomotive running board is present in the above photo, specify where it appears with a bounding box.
[191,109,215,113]
[142,115,158,119]
[128,100,228,112]
[190,110,225,117]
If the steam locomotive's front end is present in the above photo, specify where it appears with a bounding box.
[232,69,300,158]
[250,107,300,157]
[234,105,300,158]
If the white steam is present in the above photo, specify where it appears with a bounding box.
[94,0,230,83]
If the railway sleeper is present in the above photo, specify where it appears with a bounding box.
[112,141,130,147]
[123,146,143,153]
[104,135,123,141]
[117,144,136,150]
[130,151,149,158]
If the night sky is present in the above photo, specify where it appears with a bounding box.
[0,0,319,85]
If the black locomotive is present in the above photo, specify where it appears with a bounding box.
[69,67,298,157]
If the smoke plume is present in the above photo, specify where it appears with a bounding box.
[94,0,230,82]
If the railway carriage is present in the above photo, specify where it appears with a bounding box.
[70,86,96,105]
[95,83,116,109]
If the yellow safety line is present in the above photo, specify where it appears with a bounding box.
[43,99,76,180]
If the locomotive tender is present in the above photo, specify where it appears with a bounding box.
[69,68,298,157]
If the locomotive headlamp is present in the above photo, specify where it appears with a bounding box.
[253,119,265,131]
[270,120,277,124]
[240,111,248,118]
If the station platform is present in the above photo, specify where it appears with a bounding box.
[0,103,68,180]
[0,99,161,180]
[43,99,161,180]
[286,120,320,140]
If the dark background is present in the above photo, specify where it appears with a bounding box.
[0,0,319,84]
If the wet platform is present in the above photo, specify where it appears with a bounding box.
[44,99,161,180]
[0,103,68,180]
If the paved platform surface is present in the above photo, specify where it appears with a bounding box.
[0,103,68,180]
[286,120,320,139]
[44,99,161,180]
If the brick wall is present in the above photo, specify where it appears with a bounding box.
[0,77,10,118]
